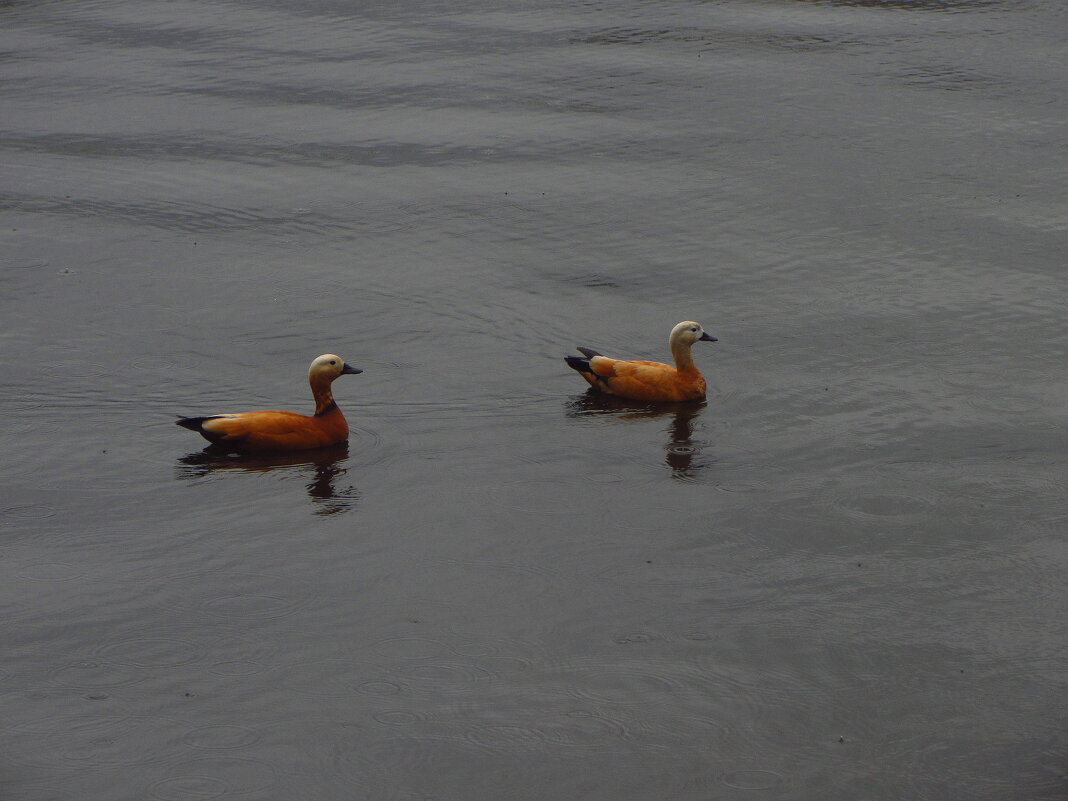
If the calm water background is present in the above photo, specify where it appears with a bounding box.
[2,0,1067,798]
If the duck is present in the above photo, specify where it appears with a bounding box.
[565,321,717,402]
[176,353,362,452]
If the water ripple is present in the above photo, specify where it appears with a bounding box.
[149,757,275,801]
[390,660,493,697]
[183,724,261,751]
[93,635,204,668]
[277,659,393,699]
[2,714,181,769]
[49,660,146,690]
[555,656,704,707]
[154,570,308,622]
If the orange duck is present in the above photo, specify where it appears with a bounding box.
[565,321,717,402]
[176,353,362,452]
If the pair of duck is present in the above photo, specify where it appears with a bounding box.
[177,320,717,452]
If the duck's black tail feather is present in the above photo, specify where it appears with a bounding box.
[564,355,593,375]
[176,416,212,431]
[175,416,232,446]
[576,347,602,359]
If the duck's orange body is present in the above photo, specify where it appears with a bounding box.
[177,354,361,452]
[565,321,717,402]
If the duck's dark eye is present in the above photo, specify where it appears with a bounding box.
[329,360,337,365]
[690,327,698,332]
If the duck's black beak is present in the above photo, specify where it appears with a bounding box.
[341,363,363,375]
[700,332,718,342]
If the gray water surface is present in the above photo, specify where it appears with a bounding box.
[2,0,1067,799]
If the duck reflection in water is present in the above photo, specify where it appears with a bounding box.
[176,441,358,516]
[566,393,707,480]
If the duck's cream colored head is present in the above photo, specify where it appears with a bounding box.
[670,321,717,348]
[309,353,362,382]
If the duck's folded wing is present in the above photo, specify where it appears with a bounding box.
[200,410,307,441]
[593,360,698,400]
[589,357,668,378]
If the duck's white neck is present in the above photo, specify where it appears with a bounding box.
[310,374,338,416]
[671,338,696,371]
